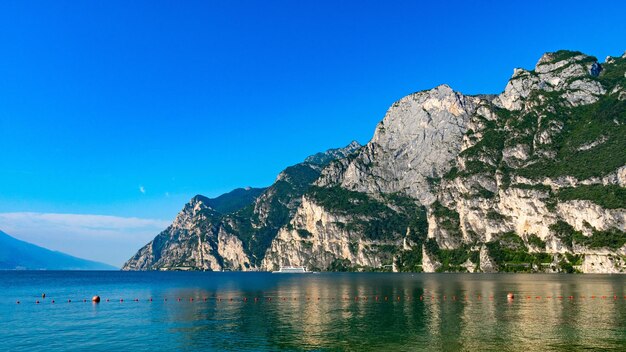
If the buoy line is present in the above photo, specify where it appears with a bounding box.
[14,293,626,305]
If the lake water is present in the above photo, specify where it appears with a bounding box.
[0,272,624,351]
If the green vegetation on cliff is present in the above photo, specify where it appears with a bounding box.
[424,239,479,272]
[308,187,427,242]
[486,232,552,272]
[550,220,626,250]
[516,95,626,180]
[557,185,626,209]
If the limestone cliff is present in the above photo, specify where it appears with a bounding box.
[123,142,361,271]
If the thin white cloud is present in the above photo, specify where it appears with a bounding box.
[0,212,170,268]
[139,185,146,194]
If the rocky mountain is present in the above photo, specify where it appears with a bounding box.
[0,230,116,270]
[122,141,362,270]
[201,187,266,214]
[125,50,626,273]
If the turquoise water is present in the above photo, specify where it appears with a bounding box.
[0,272,624,351]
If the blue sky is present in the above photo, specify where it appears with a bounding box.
[1,0,625,266]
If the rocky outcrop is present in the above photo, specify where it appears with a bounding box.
[421,246,441,273]
[479,245,497,273]
[580,254,625,273]
[261,196,400,271]
[316,85,480,205]
[123,142,361,271]
[122,197,250,271]
[496,51,606,110]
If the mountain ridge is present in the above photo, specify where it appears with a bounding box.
[0,230,117,270]
[124,50,626,273]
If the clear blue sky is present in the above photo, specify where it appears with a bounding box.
[0,0,625,265]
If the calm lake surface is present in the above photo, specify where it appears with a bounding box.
[0,272,624,351]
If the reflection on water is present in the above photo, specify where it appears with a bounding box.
[0,272,624,351]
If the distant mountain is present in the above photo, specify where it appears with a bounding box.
[200,187,267,214]
[304,140,361,165]
[0,230,117,270]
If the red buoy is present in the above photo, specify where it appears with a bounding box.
[507,293,514,300]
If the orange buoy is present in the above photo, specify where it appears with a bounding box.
[92,296,101,303]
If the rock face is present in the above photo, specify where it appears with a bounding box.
[496,51,606,110]
[261,190,427,272]
[316,85,480,205]
[122,196,251,271]
[124,50,626,273]
[123,142,362,271]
